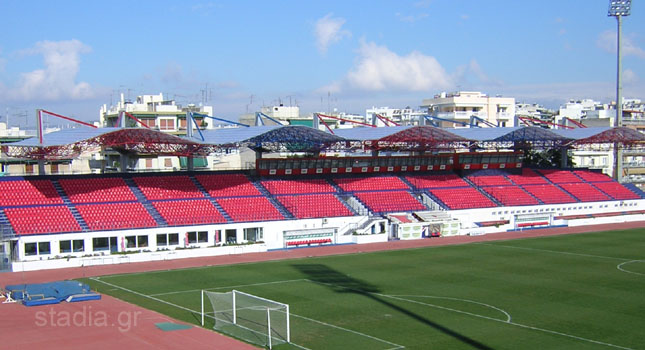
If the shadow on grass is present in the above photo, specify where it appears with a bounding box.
[292,263,492,350]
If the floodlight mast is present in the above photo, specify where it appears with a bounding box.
[608,0,631,182]
[608,0,631,127]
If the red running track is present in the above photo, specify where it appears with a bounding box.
[1,221,644,350]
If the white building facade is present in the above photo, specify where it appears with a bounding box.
[420,91,516,127]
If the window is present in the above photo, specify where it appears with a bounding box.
[126,236,137,248]
[187,231,208,243]
[60,240,71,253]
[25,243,37,256]
[159,118,176,131]
[164,158,173,168]
[25,164,34,174]
[225,229,237,244]
[92,237,110,251]
[145,159,153,169]
[50,163,59,174]
[243,227,264,242]
[137,235,148,248]
[73,240,84,252]
[38,242,51,255]
[169,233,179,245]
[157,234,168,246]
[126,235,149,248]
[142,119,156,128]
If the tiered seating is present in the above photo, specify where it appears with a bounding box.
[573,170,612,182]
[467,175,512,187]
[521,184,577,204]
[559,183,611,202]
[506,168,548,185]
[59,177,136,203]
[0,180,63,206]
[592,182,640,200]
[277,194,353,218]
[480,186,539,206]
[334,176,410,192]
[430,188,497,209]
[217,197,284,222]
[195,173,261,197]
[152,199,227,226]
[405,174,469,189]
[354,191,426,213]
[76,202,157,231]
[4,206,81,235]
[261,179,336,195]
[536,169,582,183]
[133,175,203,200]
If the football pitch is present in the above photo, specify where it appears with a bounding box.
[83,228,645,350]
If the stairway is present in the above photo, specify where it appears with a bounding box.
[462,177,502,206]
[188,175,233,222]
[123,178,167,226]
[623,183,645,198]
[251,180,294,219]
[0,210,16,238]
[51,179,89,231]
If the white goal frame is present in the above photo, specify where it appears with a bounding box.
[201,289,290,348]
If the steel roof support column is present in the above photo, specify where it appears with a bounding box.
[560,146,568,168]
[36,109,46,175]
[119,153,128,173]
[186,111,194,172]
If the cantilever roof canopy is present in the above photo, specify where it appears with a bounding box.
[194,126,281,146]
[3,127,202,160]
[335,126,470,151]
[369,126,470,151]
[3,124,643,160]
[551,127,645,147]
[448,126,572,148]
[243,125,347,152]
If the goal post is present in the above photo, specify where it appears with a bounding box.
[201,289,290,348]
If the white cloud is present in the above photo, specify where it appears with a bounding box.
[6,39,96,101]
[623,68,638,84]
[324,41,453,93]
[452,59,504,90]
[314,13,351,54]
[396,12,428,23]
[413,0,432,8]
[597,30,645,59]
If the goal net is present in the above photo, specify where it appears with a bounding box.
[202,290,290,349]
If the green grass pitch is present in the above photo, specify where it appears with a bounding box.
[83,228,645,349]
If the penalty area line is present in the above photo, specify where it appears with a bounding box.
[149,278,308,297]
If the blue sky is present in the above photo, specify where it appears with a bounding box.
[1,0,644,125]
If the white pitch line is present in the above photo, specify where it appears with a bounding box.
[91,277,399,350]
[90,277,203,316]
[289,312,404,350]
[149,279,308,297]
[386,294,511,323]
[617,260,645,276]
[380,294,634,350]
[309,279,633,350]
[476,242,636,261]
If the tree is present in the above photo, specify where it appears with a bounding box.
[523,148,575,168]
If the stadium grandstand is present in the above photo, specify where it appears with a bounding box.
[1,116,645,272]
